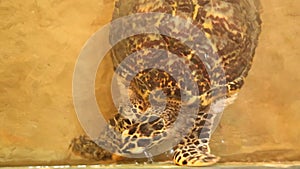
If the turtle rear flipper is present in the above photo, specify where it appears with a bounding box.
[69,135,112,161]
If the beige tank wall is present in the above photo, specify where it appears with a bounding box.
[0,0,299,166]
[212,0,300,162]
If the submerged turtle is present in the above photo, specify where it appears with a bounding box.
[70,0,261,166]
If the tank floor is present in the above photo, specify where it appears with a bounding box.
[2,162,300,169]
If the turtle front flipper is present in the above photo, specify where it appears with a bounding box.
[173,135,220,166]
[172,103,223,166]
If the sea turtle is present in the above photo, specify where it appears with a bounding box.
[70,0,261,166]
